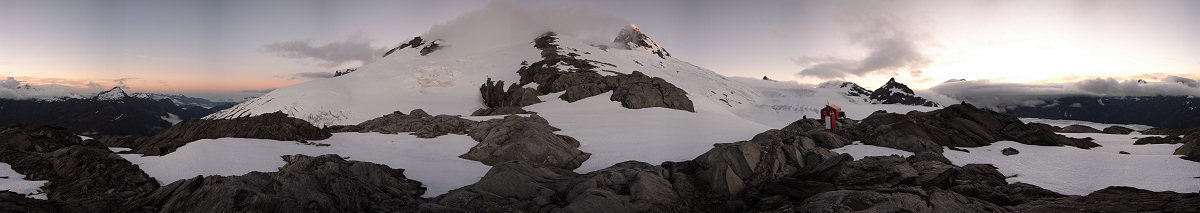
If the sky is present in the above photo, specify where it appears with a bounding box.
[2,0,1198,97]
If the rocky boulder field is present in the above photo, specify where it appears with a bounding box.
[1,103,1197,212]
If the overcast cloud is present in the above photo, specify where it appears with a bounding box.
[928,76,1200,110]
[261,34,388,68]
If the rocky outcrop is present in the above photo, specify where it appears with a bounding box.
[0,124,158,212]
[838,103,1099,153]
[122,154,426,212]
[1134,136,1180,145]
[1010,186,1199,212]
[512,32,695,112]
[1102,126,1135,134]
[1059,124,1102,133]
[480,78,542,109]
[470,106,532,116]
[118,111,331,155]
[1174,132,1200,162]
[352,109,475,138]
[461,115,590,170]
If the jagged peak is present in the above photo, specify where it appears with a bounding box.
[612,24,671,58]
[95,87,129,100]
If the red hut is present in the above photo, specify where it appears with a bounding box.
[820,105,842,130]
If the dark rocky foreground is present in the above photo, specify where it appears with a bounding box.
[2,104,1198,212]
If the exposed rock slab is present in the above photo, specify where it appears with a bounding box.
[353,109,475,138]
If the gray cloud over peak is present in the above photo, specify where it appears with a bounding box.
[794,7,932,79]
[928,76,1200,110]
[262,34,388,68]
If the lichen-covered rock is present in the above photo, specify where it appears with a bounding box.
[121,154,426,213]
[793,187,1005,212]
[1010,186,1199,212]
[834,156,918,190]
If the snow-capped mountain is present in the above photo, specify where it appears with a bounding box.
[207,24,944,132]
[94,87,130,100]
[868,77,940,107]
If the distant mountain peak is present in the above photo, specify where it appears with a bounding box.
[612,24,670,58]
[818,81,872,97]
[95,87,129,100]
[868,78,939,107]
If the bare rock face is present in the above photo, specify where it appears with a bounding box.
[607,71,695,112]
[462,115,590,170]
[122,154,427,213]
[0,124,158,212]
[1102,126,1135,134]
[354,109,475,138]
[1059,124,1102,133]
[121,111,331,155]
[838,103,1099,153]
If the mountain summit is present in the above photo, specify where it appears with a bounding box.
[612,24,670,58]
[95,87,130,100]
[869,78,940,107]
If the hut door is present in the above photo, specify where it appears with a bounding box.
[824,116,834,129]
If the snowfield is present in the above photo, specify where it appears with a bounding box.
[120,133,490,197]
[0,162,48,199]
[836,133,1200,195]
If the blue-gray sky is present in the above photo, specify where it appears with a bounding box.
[2,0,1198,94]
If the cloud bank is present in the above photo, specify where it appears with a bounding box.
[261,34,387,68]
[0,76,102,100]
[794,3,932,79]
[928,76,1200,110]
[421,0,627,49]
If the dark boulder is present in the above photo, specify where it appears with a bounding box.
[838,103,1099,153]
[1001,147,1019,155]
[461,115,590,170]
[1059,124,1102,133]
[122,154,426,213]
[1026,122,1063,132]
[1011,186,1199,212]
[121,111,331,155]
[1134,136,1179,145]
[1102,126,1135,134]
[355,109,475,138]
[691,134,836,197]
